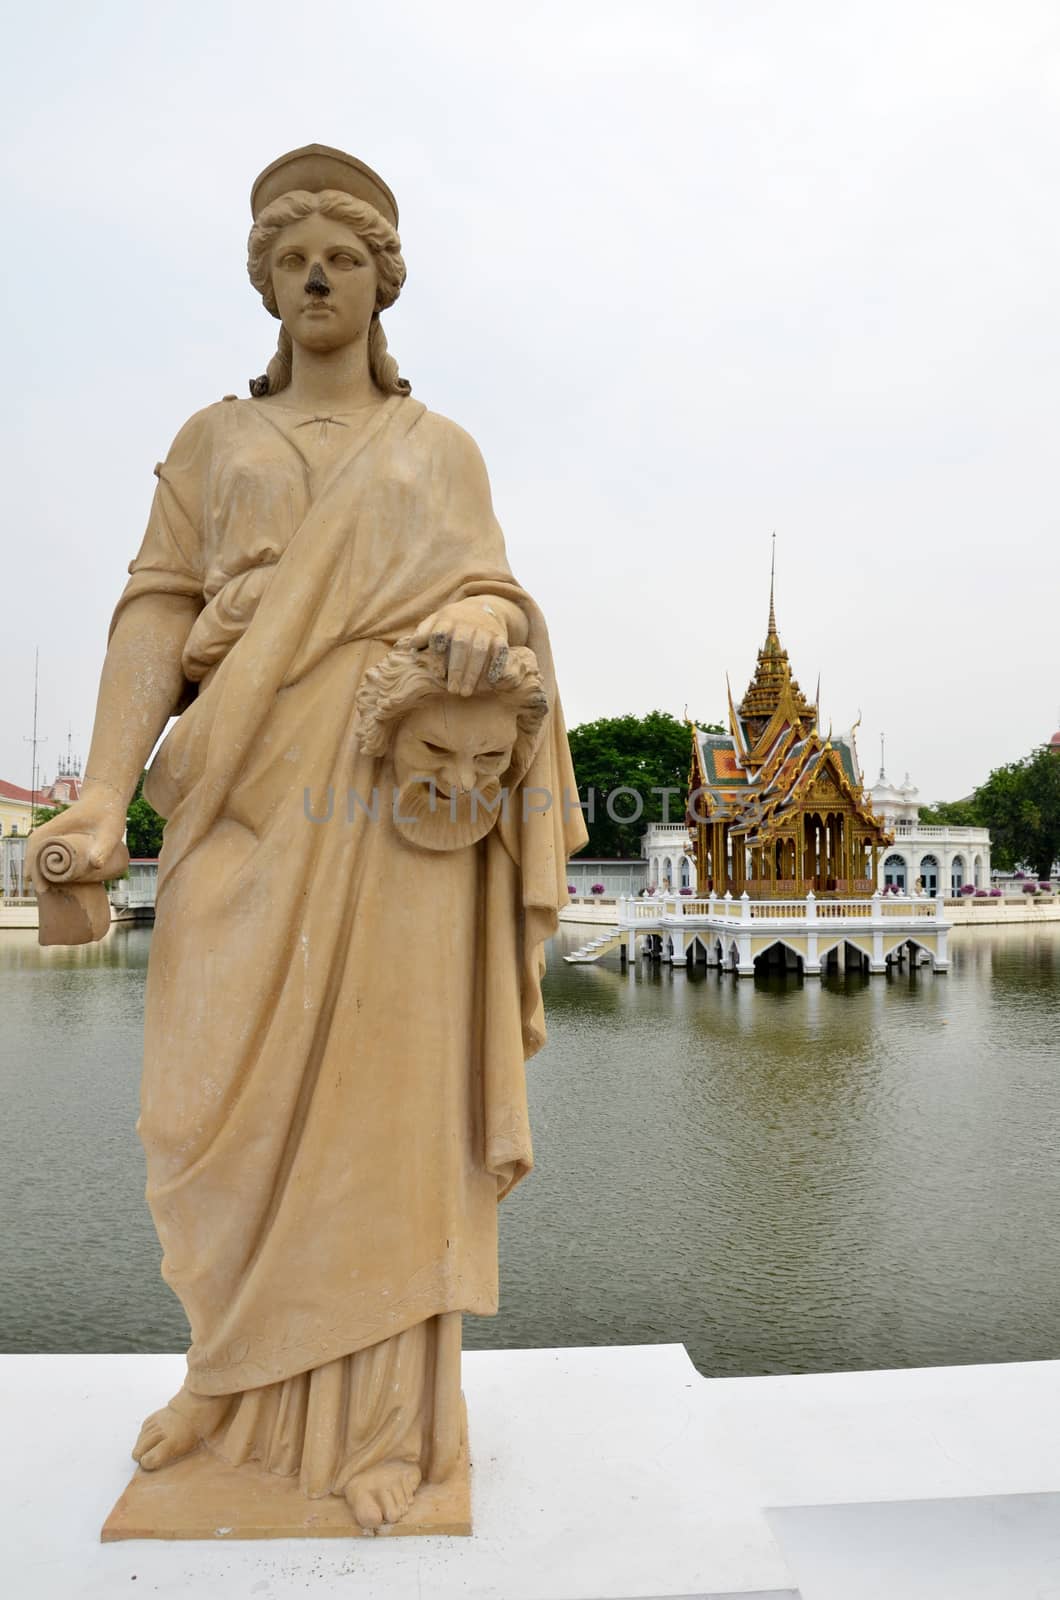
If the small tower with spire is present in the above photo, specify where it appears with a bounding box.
[57,725,82,781]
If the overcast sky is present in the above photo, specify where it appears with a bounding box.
[2,0,1057,803]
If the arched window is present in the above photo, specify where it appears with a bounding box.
[883,853,906,890]
[919,854,940,897]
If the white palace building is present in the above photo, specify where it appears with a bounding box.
[867,761,991,897]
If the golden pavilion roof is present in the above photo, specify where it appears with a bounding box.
[736,572,816,733]
[687,551,891,861]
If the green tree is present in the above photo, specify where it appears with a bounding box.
[973,746,1060,878]
[566,710,724,858]
[125,772,165,858]
[917,798,980,826]
[31,804,68,827]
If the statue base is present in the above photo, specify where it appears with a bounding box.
[101,1402,470,1541]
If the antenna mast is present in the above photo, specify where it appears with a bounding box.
[23,647,47,828]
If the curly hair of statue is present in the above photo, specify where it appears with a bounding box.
[355,641,549,766]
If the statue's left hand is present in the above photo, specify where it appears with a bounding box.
[411,599,509,696]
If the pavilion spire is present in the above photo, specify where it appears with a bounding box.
[733,536,816,760]
[767,532,778,642]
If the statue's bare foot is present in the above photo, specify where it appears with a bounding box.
[345,1460,422,1529]
[132,1404,201,1471]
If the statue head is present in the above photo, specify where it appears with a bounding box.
[246,145,408,398]
[355,642,549,850]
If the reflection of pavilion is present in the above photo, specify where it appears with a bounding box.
[688,574,891,899]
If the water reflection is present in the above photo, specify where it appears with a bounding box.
[1,923,1058,1377]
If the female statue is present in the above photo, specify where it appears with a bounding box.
[27,144,585,1533]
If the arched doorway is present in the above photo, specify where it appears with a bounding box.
[754,939,804,976]
[679,856,692,889]
[919,853,939,897]
[883,853,907,891]
[950,854,965,895]
[974,854,983,888]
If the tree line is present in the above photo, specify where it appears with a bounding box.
[32,721,1060,879]
[565,711,1060,876]
[565,710,724,858]
[919,744,1060,880]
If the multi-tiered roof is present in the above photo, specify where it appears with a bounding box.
[687,558,890,895]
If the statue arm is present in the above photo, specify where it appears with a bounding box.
[404,412,530,689]
[84,591,203,805]
[25,592,201,889]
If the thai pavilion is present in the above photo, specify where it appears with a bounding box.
[688,581,892,898]
[566,578,952,976]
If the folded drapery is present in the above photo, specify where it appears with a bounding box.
[108,395,585,1401]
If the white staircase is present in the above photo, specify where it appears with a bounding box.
[563,927,624,964]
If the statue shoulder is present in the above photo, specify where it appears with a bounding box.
[155,398,251,477]
[410,406,491,475]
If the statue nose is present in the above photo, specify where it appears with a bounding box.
[441,761,477,796]
[305,263,330,297]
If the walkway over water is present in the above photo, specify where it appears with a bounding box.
[565,890,950,976]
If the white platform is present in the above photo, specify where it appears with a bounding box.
[766,1493,1060,1599]
[3,1344,1058,1599]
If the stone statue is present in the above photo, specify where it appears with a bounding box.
[26,145,585,1537]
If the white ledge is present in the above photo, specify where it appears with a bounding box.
[2,1344,1057,1599]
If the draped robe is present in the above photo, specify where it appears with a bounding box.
[115,394,585,1492]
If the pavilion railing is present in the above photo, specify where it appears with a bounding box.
[616,892,946,926]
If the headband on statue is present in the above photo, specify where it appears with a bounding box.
[250,143,399,228]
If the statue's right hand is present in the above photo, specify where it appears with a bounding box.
[24,782,128,894]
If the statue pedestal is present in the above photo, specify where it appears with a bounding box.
[102,1404,470,1540]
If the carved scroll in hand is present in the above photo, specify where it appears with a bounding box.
[36,834,130,946]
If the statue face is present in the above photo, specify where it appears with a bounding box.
[392,694,519,799]
[269,212,379,354]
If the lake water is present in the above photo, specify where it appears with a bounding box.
[1,922,1058,1377]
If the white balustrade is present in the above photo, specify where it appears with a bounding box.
[748,900,808,920]
[892,822,989,843]
[613,890,943,932]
